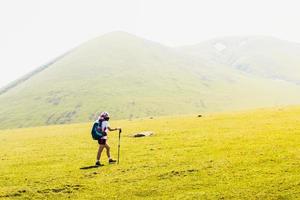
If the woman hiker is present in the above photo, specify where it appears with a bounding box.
[95,112,121,166]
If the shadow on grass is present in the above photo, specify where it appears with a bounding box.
[80,165,100,170]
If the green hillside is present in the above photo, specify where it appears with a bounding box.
[179,36,300,84]
[1,32,300,129]
[0,106,300,199]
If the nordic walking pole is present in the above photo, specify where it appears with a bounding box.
[117,129,122,164]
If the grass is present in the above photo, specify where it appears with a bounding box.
[0,106,300,199]
[2,32,300,129]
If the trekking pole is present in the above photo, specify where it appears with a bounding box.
[117,129,122,164]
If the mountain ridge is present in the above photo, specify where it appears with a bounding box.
[1,31,300,129]
[2,32,299,96]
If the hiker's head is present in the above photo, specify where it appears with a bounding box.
[99,112,110,121]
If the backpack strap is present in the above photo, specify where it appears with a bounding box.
[98,120,102,129]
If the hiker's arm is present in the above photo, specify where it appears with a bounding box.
[108,127,120,131]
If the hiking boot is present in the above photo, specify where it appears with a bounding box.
[109,159,117,164]
[95,161,104,166]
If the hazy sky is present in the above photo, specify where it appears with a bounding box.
[1,0,300,87]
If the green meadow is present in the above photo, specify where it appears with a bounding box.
[1,106,300,199]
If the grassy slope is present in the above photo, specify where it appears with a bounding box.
[1,33,300,129]
[1,106,300,199]
[179,36,300,83]
[0,32,217,128]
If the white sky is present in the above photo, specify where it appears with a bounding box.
[0,0,300,88]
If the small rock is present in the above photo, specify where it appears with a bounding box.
[197,115,202,117]
[133,131,154,137]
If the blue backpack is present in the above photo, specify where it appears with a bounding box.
[91,120,103,140]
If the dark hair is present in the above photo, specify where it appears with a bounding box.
[104,116,110,121]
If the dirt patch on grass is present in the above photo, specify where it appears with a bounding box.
[37,184,82,194]
[83,171,100,178]
[158,169,199,179]
[0,190,26,198]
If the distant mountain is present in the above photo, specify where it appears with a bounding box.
[1,32,300,129]
[178,36,300,84]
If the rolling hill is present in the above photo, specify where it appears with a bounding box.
[178,36,300,84]
[1,32,300,129]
